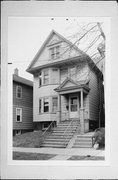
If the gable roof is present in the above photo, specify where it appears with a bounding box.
[13,74,33,87]
[55,77,90,92]
[26,30,86,73]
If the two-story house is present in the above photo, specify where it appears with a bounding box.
[26,30,104,135]
[13,68,33,136]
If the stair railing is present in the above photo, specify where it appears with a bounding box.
[62,118,79,147]
[39,114,59,147]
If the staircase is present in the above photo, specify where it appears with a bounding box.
[40,120,79,148]
[72,133,94,148]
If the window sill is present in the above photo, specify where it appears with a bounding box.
[39,83,59,88]
[16,121,22,123]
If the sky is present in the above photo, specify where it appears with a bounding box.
[8,17,105,81]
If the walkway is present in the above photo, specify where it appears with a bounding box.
[13,147,104,160]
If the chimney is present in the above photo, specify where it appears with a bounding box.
[14,68,19,76]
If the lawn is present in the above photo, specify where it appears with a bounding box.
[13,152,56,160]
[68,155,105,160]
[13,131,50,148]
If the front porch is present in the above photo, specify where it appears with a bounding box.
[55,78,90,134]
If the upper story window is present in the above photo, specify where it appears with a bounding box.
[43,69,49,85]
[50,46,60,60]
[39,71,42,87]
[16,108,22,122]
[60,68,68,83]
[69,67,76,80]
[52,68,59,84]
[16,86,22,98]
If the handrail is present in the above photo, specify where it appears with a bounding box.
[62,118,75,138]
[63,118,79,146]
[41,114,59,137]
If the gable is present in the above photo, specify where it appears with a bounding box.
[27,30,84,72]
[57,78,78,90]
[62,80,77,88]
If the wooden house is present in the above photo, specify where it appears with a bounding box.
[26,30,104,136]
[13,69,33,136]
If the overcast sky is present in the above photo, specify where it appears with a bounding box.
[8,17,105,81]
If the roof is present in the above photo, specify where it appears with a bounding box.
[54,77,90,93]
[26,30,103,80]
[13,74,33,87]
[26,30,86,73]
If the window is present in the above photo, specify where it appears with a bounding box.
[60,68,68,83]
[43,69,49,85]
[69,67,76,80]
[16,108,22,122]
[16,86,22,98]
[52,69,59,84]
[50,46,60,60]
[39,99,42,113]
[70,97,78,112]
[52,97,58,112]
[39,71,42,87]
[43,98,49,112]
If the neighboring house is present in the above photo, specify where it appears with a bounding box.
[27,30,104,134]
[13,68,33,136]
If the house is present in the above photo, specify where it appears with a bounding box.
[26,30,104,135]
[13,68,33,136]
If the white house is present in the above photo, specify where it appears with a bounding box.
[27,30,104,136]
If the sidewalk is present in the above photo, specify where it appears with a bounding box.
[13,147,105,158]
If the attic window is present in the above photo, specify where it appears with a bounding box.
[50,46,60,60]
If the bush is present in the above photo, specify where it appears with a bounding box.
[92,127,105,149]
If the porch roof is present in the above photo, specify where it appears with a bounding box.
[54,77,90,95]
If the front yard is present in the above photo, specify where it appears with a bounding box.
[13,131,50,148]
[13,152,56,160]
[13,151,104,160]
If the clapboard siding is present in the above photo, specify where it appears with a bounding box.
[13,81,33,130]
[13,82,33,107]
[89,67,99,121]
[13,105,33,130]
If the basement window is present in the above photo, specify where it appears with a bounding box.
[16,108,22,122]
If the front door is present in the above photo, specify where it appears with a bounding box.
[69,96,78,118]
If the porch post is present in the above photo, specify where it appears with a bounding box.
[57,94,61,125]
[80,89,84,134]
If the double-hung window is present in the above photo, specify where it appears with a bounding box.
[52,97,58,112]
[43,98,49,113]
[50,46,60,60]
[16,108,22,122]
[43,69,49,85]
[16,86,22,98]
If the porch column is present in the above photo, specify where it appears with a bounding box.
[80,89,84,134]
[57,94,61,125]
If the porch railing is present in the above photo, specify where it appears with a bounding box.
[62,118,79,147]
[39,114,59,147]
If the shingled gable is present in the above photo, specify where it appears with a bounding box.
[26,30,86,73]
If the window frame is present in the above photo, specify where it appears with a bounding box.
[50,46,60,60]
[43,97,49,113]
[43,69,49,85]
[52,96,58,113]
[16,85,22,99]
[16,108,22,122]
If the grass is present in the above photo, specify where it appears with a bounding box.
[68,155,105,160]
[13,152,56,160]
[13,131,50,148]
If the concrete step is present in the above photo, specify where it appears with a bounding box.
[72,145,92,148]
[40,143,67,148]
